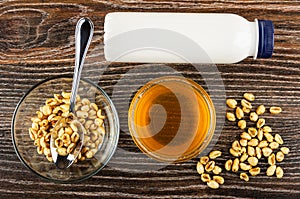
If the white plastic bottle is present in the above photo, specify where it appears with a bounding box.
[104,12,274,64]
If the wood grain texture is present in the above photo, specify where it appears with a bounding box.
[0,0,300,198]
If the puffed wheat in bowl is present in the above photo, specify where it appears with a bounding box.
[12,75,119,183]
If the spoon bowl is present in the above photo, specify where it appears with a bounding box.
[50,114,85,169]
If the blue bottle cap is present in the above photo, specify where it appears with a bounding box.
[257,20,274,58]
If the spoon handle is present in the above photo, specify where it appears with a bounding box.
[70,18,94,113]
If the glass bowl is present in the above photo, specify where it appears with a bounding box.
[128,76,216,163]
[12,75,119,183]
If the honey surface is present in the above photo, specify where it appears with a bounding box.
[133,79,211,160]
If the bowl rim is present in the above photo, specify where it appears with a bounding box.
[11,74,120,183]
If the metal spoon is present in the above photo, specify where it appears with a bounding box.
[50,18,94,169]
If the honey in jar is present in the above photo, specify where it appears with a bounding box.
[128,76,216,163]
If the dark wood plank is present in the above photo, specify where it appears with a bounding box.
[0,0,299,198]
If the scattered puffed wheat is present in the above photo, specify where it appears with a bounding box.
[241,99,252,109]
[266,165,276,176]
[205,161,215,172]
[276,151,285,162]
[232,158,239,172]
[242,106,251,113]
[274,134,284,145]
[263,126,272,133]
[280,147,290,155]
[240,163,252,171]
[248,139,259,147]
[248,128,258,137]
[248,157,259,166]
[200,156,210,165]
[240,172,249,182]
[213,176,224,185]
[250,112,258,122]
[240,153,248,162]
[268,153,276,166]
[238,120,247,130]
[236,107,244,119]
[240,139,248,147]
[257,118,265,129]
[222,95,287,183]
[207,180,219,189]
[226,99,237,109]
[256,105,266,115]
[269,142,279,150]
[264,132,274,143]
[226,112,236,122]
[230,148,241,157]
[197,162,205,174]
[244,93,255,101]
[262,147,273,157]
[256,147,262,159]
[249,167,261,176]
[209,150,222,159]
[270,107,282,114]
[213,166,222,175]
[247,146,256,157]
[232,140,242,151]
[201,173,211,183]
[276,166,284,178]
[225,159,233,171]
[258,140,268,148]
[257,128,264,141]
[240,132,251,140]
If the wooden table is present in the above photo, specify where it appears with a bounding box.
[1,0,299,198]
